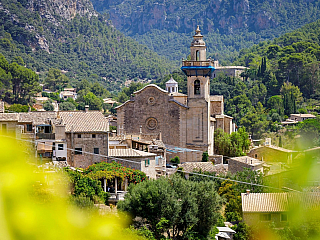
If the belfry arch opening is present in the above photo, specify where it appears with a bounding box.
[194,80,200,95]
[196,50,200,61]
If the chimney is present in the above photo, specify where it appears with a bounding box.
[85,105,89,112]
[246,189,250,195]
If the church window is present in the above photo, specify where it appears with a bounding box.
[194,80,200,95]
[196,50,200,61]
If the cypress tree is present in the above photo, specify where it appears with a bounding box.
[279,136,283,147]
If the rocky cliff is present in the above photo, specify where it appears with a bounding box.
[96,0,285,35]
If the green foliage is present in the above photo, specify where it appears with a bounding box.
[170,156,180,165]
[0,134,146,240]
[118,175,223,239]
[7,103,29,112]
[59,101,76,111]
[84,161,147,185]
[297,117,320,149]
[214,127,251,157]
[0,0,175,91]
[201,151,209,162]
[44,68,69,92]
[232,222,250,240]
[43,100,54,111]
[115,82,145,103]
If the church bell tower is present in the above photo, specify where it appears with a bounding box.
[180,26,216,160]
[181,26,215,101]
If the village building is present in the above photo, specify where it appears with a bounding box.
[242,192,289,227]
[116,26,233,162]
[212,60,247,79]
[247,139,298,164]
[58,108,109,168]
[59,88,77,100]
[289,113,316,122]
[228,156,264,174]
[242,192,320,227]
[108,148,157,179]
[215,227,236,240]
[178,161,228,179]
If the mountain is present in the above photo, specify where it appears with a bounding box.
[0,0,175,91]
[90,0,320,63]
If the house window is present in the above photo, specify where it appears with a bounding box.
[194,80,200,95]
[92,134,96,138]
[281,213,288,222]
[145,159,150,167]
[26,124,33,132]
[260,213,271,221]
[58,144,64,150]
[2,124,7,133]
[94,148,99,154]
[75,148,82,155]
[77,134,81,138]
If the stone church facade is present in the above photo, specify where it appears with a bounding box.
[116,26,233,162]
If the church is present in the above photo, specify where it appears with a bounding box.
[116,26,233,162]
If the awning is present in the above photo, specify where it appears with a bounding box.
[37,142,53,152]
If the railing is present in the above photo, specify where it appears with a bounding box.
[36,133,55,140]
[21,133,34,139]
[182,60,213,67]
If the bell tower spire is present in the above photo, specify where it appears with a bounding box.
[190,25,206,61]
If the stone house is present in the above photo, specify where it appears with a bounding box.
[228,156,264,174]
[212,61,247,79]
[116,26,233,163]
[108,148,157,179]
[247,145,298,164]
[289,113,316,122]
[58,109,109,168]
[178,161,228,179]
[242,192,289,227]
[242,192,320,227]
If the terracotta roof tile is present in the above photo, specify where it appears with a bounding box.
[59,111,108,133]
[109,149,156,157]
[241,193,288,212]
[0,113,19,121]
[178,162,228,174]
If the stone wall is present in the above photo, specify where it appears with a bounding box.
[248,147,293,164]
[66,132,108,168]
[228,158,262,174]
[108,156,156,179]
[243,212,286,227]
[209,154,223,164]
[117,86,183,147]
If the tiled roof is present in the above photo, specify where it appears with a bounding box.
[0,101,4,113]
[290,114,316,118]
[169,92,187,97]
[179,162,228,174]
[230,156,263,166]
[134,84,168,95]
[59,111,109,133]
[169,99,189,109]
[19,112,57,125]
[166,77,178,84]
[109,149,156,157]
[241,193,288,212]
[0,113,19,121]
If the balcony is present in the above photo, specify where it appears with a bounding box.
[182,60,213,67]
[181,60,215,77]
[36,133,55,140]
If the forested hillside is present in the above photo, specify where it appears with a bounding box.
[91,0,320,63]
[0,0,175,91]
